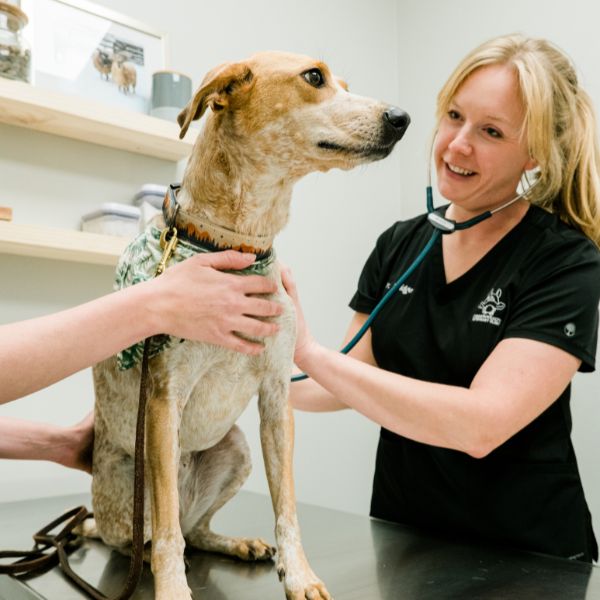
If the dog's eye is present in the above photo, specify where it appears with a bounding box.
[302,69,325,88]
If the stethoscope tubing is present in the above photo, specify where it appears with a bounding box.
[290,176,535,383]
[290,227,441,382]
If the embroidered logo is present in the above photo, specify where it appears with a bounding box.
[472,288,506,326]
[564,322,576,338]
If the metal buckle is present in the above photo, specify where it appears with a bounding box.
[156,226,179,275]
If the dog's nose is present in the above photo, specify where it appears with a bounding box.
[384,107,411,138]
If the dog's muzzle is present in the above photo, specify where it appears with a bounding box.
[317,106,410,160]
[383,107,411,141]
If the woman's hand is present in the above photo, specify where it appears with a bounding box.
[59,412,95,473]
[0,412,94,473]
[279,263,318,368]
[150,250,284,355]
[0,250,287,405]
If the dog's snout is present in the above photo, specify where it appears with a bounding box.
[384,107,411,138]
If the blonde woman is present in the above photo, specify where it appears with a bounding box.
[284,34,600,562]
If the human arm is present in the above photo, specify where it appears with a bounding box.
[0,250,282,405]
[282,263,374,412]
[0,412,94,473]
[282,266,581,458]
[289,311,374,412]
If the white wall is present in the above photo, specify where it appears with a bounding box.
[0,0,402,516]
[394,0,600,536]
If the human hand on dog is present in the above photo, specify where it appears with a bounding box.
[60,411,95,473]
[279,264,318,369]
[155,250,283,355]
[0,251,284,405]
[0,411,94,473]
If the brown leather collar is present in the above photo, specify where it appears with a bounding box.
[163,184,274,259]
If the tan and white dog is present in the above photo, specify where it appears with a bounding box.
[91,51,409,600]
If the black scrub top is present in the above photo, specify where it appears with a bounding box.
[349,204,600,562]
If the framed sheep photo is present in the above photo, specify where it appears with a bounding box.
[21,0,166,114]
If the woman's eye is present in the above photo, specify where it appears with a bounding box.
[303,69,325,88]
[485,127,502,138]
[448,110,460,120]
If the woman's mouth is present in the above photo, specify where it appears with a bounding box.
[446,162,476,177]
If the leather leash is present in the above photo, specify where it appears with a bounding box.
[0,226,180,599]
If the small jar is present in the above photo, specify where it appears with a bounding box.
[0,1,31,83]
[150,71,193,121]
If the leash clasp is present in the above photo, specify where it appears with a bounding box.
[156,227,179,275]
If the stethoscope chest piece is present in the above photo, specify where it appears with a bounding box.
[427,211,457,232]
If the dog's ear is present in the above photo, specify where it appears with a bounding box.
[177,62,254,139]
[336,77,349,91]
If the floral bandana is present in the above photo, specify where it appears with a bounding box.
[115,226,275,370]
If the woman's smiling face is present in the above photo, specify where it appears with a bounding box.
[434,64,537,215]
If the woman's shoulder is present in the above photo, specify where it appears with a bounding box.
[515,206,600,297]
[375,212,431,250]
[526,205,600,265]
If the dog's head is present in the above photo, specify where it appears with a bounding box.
[178,52,409,176]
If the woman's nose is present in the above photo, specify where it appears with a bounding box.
[448,126,473,155]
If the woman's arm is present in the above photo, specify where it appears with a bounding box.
[289,312,374,412]
[0,250,282,405]
[283,266,581,458]
[0,412,94,472]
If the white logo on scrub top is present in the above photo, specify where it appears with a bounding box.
[472,288,506,326]
[384,282,414,295]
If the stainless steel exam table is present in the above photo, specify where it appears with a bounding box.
[1,490,598,599]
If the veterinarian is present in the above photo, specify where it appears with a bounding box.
[0,250,282,469]
[283,34,600,563]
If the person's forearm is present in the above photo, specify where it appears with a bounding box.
[295,342,480,454]
[0,281,158,404]
[295,334,581,458]
[289,373,348,412]
[281,267,476,449]
[0,251,284,404]
[0,416,74,464]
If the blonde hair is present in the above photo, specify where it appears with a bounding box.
[436,34,600,247]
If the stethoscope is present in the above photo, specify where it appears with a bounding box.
[291,166,537,382]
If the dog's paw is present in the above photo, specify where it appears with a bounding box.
[284,578,332,600]
[187,530,276,562]
[280,562,332,600]
[232,537,277,561]
[73,517,100,539]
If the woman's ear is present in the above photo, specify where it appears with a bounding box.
[524,156,538,171]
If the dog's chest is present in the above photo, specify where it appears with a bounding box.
[177,348,263,451]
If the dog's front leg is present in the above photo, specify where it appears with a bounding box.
[259,384,331,600]
[147,386,191,600]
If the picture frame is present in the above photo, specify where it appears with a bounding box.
[20,0,167,114]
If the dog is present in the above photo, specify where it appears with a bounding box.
[91,51,409,600]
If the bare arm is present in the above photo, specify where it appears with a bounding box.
[289,312,374,412]
[0,250,282,405]
[0,413,94,473]
[282,266,580,458]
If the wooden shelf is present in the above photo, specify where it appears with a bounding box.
[0,222,129,266]
[0,78,197,161]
